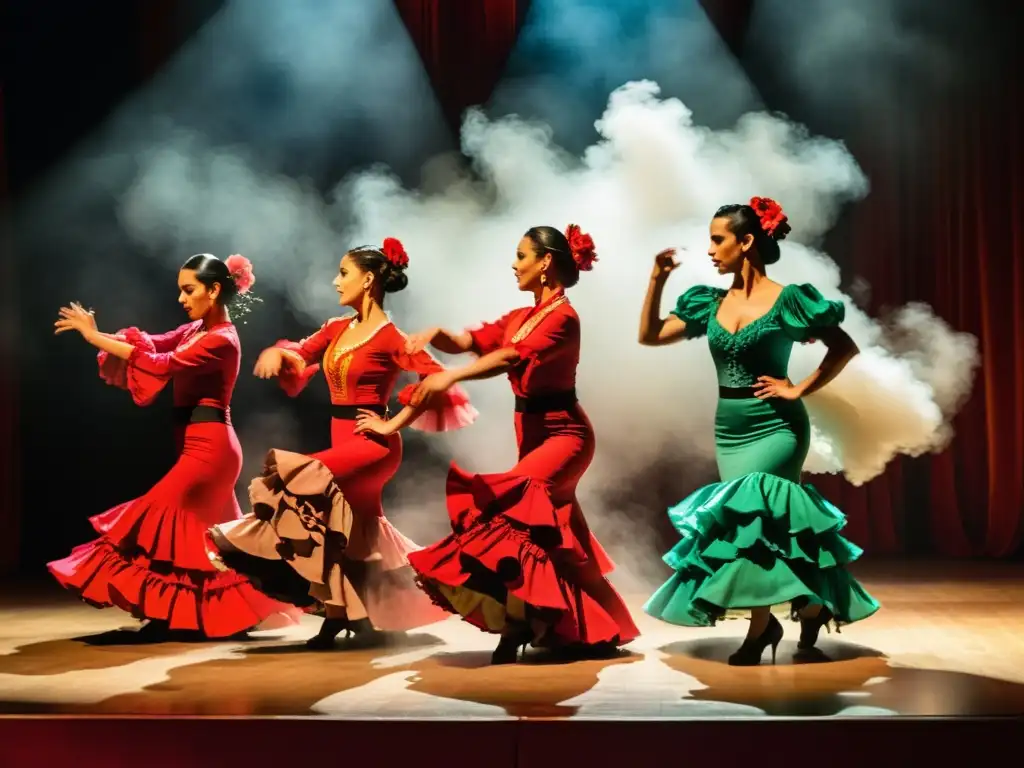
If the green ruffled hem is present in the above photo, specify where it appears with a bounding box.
[643,472,880,627]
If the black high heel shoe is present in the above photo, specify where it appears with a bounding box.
[305,618,377,650]
[798,606,837,650]
[728,614,784,666]
[491,627,533,665]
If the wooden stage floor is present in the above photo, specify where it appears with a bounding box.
[1,561,1023,720]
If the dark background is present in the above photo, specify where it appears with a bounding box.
[2,0,1022,576]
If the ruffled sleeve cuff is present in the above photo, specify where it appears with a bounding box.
[97,327,154,390]
[273,341,319,398]
[397,382,478,432]
[779,284,846,342]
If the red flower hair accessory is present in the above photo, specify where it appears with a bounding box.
[381,237,409,269]
[749,197,791,240]
[225,254,255,294]
[564,224,597,271]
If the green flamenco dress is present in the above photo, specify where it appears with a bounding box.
[643,283,880,629]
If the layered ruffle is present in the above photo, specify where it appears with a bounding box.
[396,382,478,432]
[210,449,353,607]
[408,465,635,647]
[48,493,302,636]
[209,449,446,631]
[97,327,155,390]
[643,472,880,627]
[48,539,297,636]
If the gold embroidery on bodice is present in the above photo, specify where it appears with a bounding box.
[510,296,568,344]
[323,319,392,402]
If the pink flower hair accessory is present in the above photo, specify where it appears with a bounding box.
[225,254,255,294]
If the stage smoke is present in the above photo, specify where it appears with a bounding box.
[110,81,979,586]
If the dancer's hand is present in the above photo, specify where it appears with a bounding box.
[754,376,802,400]
[651,248,681,280]
[404,328,438,355]
[353,409,395,437]
[253,348,284,378]
[54,302,97,338]
[411,371,455,406]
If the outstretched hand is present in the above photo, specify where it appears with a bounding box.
[54,302,97,338]
[253,348,285,379]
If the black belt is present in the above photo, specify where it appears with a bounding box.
[172,405,228,425]
[331,404,388,420]
[718,386,759,399]
[514,389,578,414]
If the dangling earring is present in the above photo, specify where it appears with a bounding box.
[540,273,548,286]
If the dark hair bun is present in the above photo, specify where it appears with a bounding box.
[382,266,408,293]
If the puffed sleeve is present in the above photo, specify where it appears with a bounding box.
[466,311,516,356]
[272,318,347,398]
[392,335,478,433]
[97,324,194,389]
[126,330,236,406]
[669,286,721,340]
[778,283,846,342]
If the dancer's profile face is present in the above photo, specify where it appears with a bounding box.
[708,216,752,274]
[177,269,218,320]
[513,236,550,292]
[333,253,370,308]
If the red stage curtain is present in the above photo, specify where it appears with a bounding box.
[392,0,528,130]
[817,42,1024,557]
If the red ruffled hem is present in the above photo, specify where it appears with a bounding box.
[48,538,302,636]
[407,465,634,647]
[396,382,478,432]
[89,498,221,572]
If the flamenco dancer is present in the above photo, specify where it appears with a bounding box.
[638,198,880,666]
[49,254,301,639]
[403,225,641,664]
[207,238,477,650]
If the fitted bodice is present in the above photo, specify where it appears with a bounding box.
[706,294,795,387]
[672,283,845,388]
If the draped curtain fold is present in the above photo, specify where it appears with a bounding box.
[392,0,526,131]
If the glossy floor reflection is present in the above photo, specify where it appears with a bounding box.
[1,561,1022,718]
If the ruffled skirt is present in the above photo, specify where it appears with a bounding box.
[644,396,879,627]
[642,472,880,626]
[209,449,448,632]
[48,423,301,636]
[408,464,640,648]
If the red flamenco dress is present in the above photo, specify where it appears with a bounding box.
[47,321,302,637]
[209,316,477,631]
[408,291,641,651]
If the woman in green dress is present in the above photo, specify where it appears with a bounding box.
[638,197,880,666]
